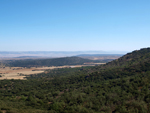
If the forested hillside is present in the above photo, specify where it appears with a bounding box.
[0,48,150,113]
[4,56,99,67]
[105,48,150,67]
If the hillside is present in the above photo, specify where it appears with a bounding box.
[0,47,150,113]
[4,56,99,67]
[90,47,150,70]
[85,47,150,80]
[106,48,150,66]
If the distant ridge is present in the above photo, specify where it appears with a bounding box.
[14,56,42,58]
[77,54,123,57]
[0,51,128,58]
[5,56,100,67]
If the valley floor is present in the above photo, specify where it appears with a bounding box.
[0,63,105,80]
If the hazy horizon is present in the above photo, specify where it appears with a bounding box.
[0,50,126,58]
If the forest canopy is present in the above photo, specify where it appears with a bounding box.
[0,47,150,113]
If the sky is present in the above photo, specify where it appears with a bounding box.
[0,0,150,52]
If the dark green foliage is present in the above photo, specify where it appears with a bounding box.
[0,47,150,112]
[5,57,100,67]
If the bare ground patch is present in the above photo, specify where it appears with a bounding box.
[0,64,104,80]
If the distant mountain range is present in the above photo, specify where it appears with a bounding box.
[0,51,127,58]
[77,54,123,57]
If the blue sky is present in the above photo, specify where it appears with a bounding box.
[0,0,150,52]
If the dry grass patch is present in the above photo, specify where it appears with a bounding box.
[0,64,103,80]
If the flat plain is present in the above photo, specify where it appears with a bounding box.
[0,63,104,80]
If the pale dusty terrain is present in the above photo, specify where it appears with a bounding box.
[0,63,105,80]
[80,56,121,60]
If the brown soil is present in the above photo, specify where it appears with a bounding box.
[0,64,103,80]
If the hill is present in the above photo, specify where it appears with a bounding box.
[86,47,150,80]
[0,47,150,113]
[106,48,150,67]
[5,56,100,67]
